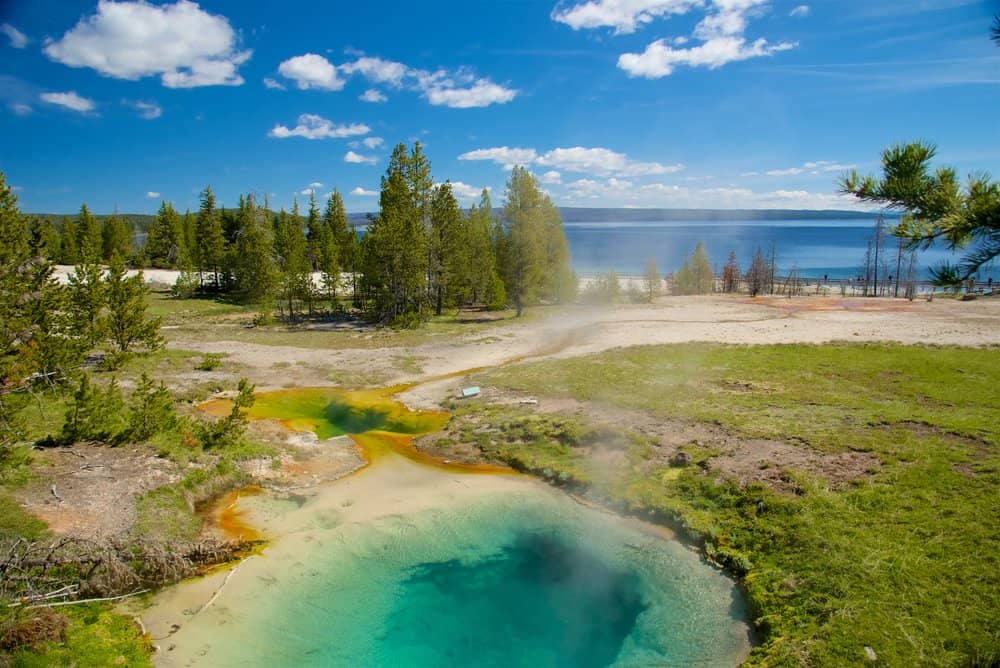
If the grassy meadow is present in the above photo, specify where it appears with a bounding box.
[437,343,1000,666]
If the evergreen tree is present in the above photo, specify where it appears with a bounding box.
[68,261,106,347]
[315,219,339,310]
[101,213,132,261]
[103,253,163,354]
[644,257,660,302]
[58,216,79,264]
[182,210,197,266]
[61,374,127,444]
[28,217,60,259]
[364,143,428,324]
[146,201,185,268]
[232,195,278,309]
[465,189,502,306]
[499,167,563,316]
[428,182,465,315]
[691,242,713,293]
[75,204,103,263]
[273,202,310,319]
[195,186,226,289]
[127,373,176,442]
[306,193,323,270]
[722,251,741,293]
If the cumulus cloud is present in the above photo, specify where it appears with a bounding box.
[790,5,810,17]
[300,188,317,196]
[126,100,162,119]
[40,91,95,113]
[350,187,377,196]
[445,181,490,200]
[541,170,562,184]
[268,114,369,140]
[344,150,377,164]
[341,56,409,87]
[554,0,797,77]
[359,88,387,103]
[459,145,683,177]
[619,35,794,77]
[536,146,684,176]
[274,52,516,108]
[277,53,344,90]
[43,0,250,88]
[552,0,700,34]
[9,102,32,116]
[1,23,28,48]
[146,191,160,198]
[263,77,285,90]
[362,137,384,149]
[458,146,539,169]
[308,181,323,188]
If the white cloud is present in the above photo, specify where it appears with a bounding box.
[271,51,516,109]
[146,191,160,198]
[460,145,683,177]
[300,188,316,196]
[422,78,517,108]
[1,23,28,48]
[555,1,797,78]
[263,77,285,90]
[277,53,343,90]
[790,5,810,18]
[536,146,684,177]
[359,88,387,103]
[551,0,700,35]
[308,181,323,188]
[619,35,795,77]
[350,187,377,196]
[344,150,377,164]
[126,100,162,119]
[458,146,538,169]
[9,102,32,116]
[43,0,249,88]
[341,57,409,87]
[558,180,863,209]
[40,91,95,113]
[765,160,855,176]
[362,136,384,149]
[541,170,562,184]
[268,114,370,140]
[445,181,490,200]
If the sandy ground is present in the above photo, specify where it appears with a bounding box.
[159,293,1000,409]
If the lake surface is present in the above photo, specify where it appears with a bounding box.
[565,219,999,281]
[148,389,751,667]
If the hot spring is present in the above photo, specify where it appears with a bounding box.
[144,388,751,667]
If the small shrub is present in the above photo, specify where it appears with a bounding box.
[61,375,127,444]
[196,353,223,371]
[127,373,177,442]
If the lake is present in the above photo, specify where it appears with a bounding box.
[564,219,998,282]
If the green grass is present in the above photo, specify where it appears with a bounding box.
[9,604,152,668]
[471,343,999,666]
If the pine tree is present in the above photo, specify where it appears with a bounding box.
[76,204,103,263]
[323,189,352,303]
[644,257,660,302]
[315,219,339,310]
[364,143,428,324]
[196,186,226,289]
[232,195,278,310]
[61,374,127,444]
[101,213,132,261]
[499,167,558,316]
[466,189,502,306]
[273,202,310,319]
[68,261,106,347]
[722,251,741,293]
[28,217,60,259]
[428,182,464,315]
[146,201,185,268]
[58,216,79,264]
[691,242,713,294]
[103,253,163,355]
[127,373,176,442]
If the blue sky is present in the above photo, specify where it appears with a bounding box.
[1,0,997,214]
